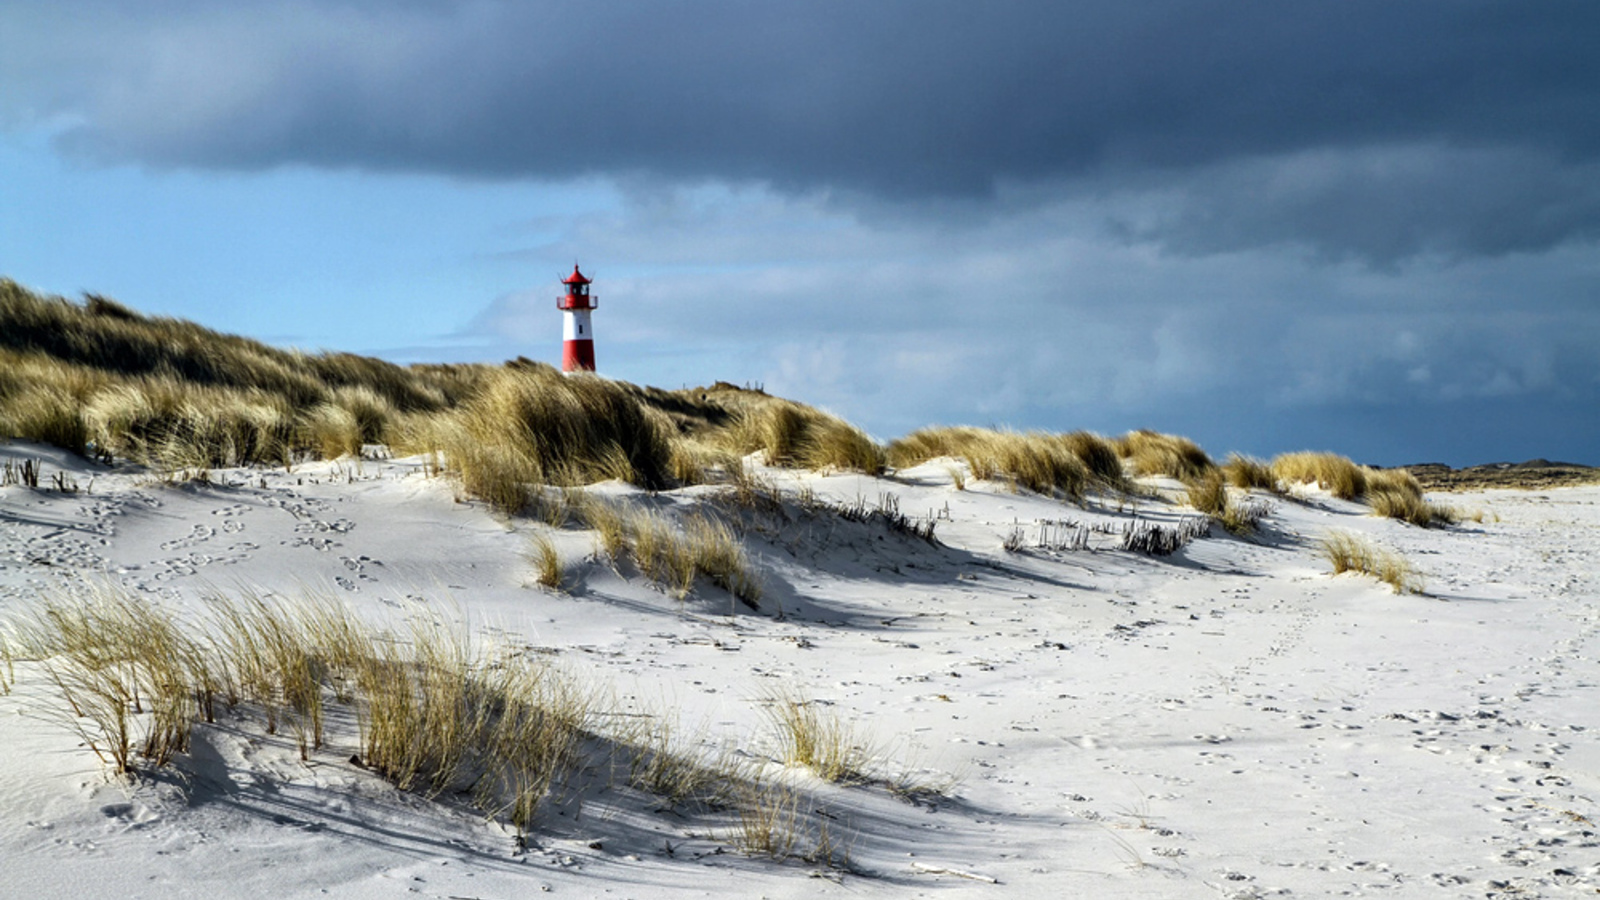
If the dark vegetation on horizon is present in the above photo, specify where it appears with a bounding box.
[1,278,1479,525]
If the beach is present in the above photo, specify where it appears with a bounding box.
[2,440,1597,898]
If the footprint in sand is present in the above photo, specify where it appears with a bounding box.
[339,554,383,582]
[285,536,339,551]
[159,523,215,551]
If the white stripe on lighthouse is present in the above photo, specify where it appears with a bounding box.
[563,310,593,341]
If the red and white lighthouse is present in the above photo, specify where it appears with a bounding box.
[557,264,597,373]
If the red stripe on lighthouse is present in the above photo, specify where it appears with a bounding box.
[563,338,595,372]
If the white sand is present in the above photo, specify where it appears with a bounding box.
[2,440,1598,898]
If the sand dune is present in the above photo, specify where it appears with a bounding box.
[3,440,1598,898]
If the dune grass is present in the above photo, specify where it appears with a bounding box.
[609,712,735,810]
[394,363,678,512]
[1183,470,1229,518]
[1222,453,1277,491]
[0,281,465,468]
[9,585,200,772]
[1272,451,1367,500]
[887,427,1096,501]
[1,282,895,510]
[760,685,873,784]
[567,495,763,608]
[1271,450,1457,527]
[710,396,885,474]
[1059,430,1126,485]
[1,583,944,867]
[1365,467,1459,527]
[730,774,850,866]
[1,585,596,833]
[529,533,565,590]
[1320,531,1424,594]
[1113,430,1216,482]
[1182,468,1274,535]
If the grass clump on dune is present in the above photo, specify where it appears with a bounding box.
[1272,450,1456,527]
[730,775,849,866]
[1,586,594,836]
[888,426,1092,501]
[1365,467,1459,528]
[1271,451,1368,501]
[0,280,460,412]
[0,584,921,863]
[1058,430,1126,486]
[84,379,298,470]
[567,494,763,608]
[760,685,873,784]
[1182,468,1272,535]
[1222,453,1277,491]
[712,396,885,474]
[1319,531,1424,594]
[7,585,201,773]
[396,362,676,513]
[1113,430,1216,481]
[610,713,734,810]
[301,385,398,459]
[1183,469,1230,518]
[529,533,565,590]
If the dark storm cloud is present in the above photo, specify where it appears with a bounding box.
[5,1,1599,261]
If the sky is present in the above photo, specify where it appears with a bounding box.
[2,1,1598,467]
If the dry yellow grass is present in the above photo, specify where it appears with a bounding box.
[728,774,848,866]
[1181,469,1273,535]
[1271,451,1368,500]
[1362,467,1458,526]
[529,533,564,590]
[82,379,298,469]
[568,496,762,608]
[1320,531,1424,594]
[667,438,743,485]
[713,397,885,474]
[389,364,677,512]
[1,283,696,502]
[10,585,200,772]
[1,280,462,411]
[760,685,873,784]
[888,427,1090,501]
[1222,453,1277,490]
[300,385,397,459]
[608,712,733,810]
[1113,430,1216,481]
[1,585,595,836]
[1057,430,1126,486]
[1271,453,1458,526]
[0,281,465,468]
[1183,470,1229,517]
[4,582,956,864]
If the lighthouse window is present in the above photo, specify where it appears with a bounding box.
[578,324,584,335]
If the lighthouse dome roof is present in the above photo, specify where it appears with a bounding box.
[561,265,592,285]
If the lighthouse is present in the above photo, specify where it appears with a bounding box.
[557,264,597,373]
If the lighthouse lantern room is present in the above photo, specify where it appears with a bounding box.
[557,264,597,373]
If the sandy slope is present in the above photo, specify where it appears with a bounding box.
[2,440,1598,899]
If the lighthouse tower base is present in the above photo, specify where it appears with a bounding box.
[562,308,595,372]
